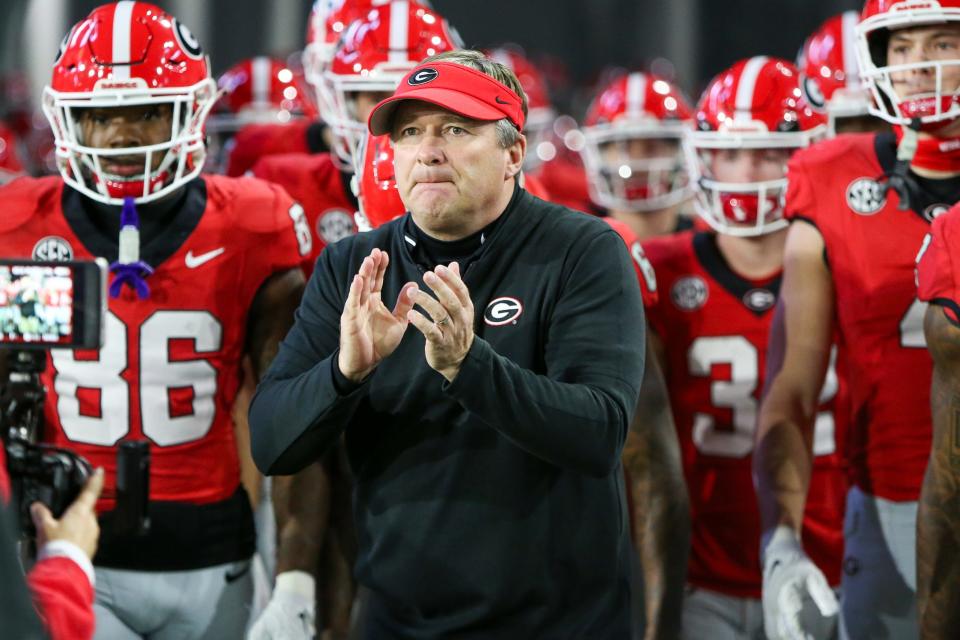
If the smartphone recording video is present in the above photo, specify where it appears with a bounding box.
[0,259,107,350]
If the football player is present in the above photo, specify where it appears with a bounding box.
[643,56,846,640]
[580,71,696,239]
[797,11,886,136]
[916,202,960,637]
[207,57,317,175]
[0,4,310,638]
[221,0,382,177]
[753,1,960,637]
[488,49,594,214]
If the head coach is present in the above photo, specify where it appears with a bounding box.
[249,49,646,637]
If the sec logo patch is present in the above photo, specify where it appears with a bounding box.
[32,236,73,261]
[317,209,355,245]
[846,178,886,215]
[671,276,708,311]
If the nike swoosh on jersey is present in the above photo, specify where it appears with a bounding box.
[185,247,226,268]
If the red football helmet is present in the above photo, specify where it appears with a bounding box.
[799,11,871,133]
[856,0,960,127]
[685,56,826,236]
[324,0,461,167]
[212,57,317,131]
[580,72,694,213]
[302,0,389,123]
[486,46,556,170]
[42,1,217,204]
[353,133,406,230]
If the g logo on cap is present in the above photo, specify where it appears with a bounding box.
[408,68,439,86]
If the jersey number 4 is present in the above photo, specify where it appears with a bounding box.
[900,298,928,348]
[688,336,838,458]
[51,311,222,447]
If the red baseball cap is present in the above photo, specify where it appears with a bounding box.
[368,61,526,136]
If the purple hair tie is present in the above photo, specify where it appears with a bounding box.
[109,197,153,299]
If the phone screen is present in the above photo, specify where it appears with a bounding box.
[0,264,75,345]
[0,259,106,350]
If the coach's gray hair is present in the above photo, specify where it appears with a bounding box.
[421,49,528,148]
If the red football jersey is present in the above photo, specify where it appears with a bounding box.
[786,133,935,501]
[0,175,309,510]
[643,230,845,597]
[917,204,960,324]
[604,217,658,307]
[225,119,313,177]
[252,151,357,274]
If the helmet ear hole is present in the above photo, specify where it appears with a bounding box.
[868,30,889,70]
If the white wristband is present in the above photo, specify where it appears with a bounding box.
[761,525,802,563]
[275,570,315,601]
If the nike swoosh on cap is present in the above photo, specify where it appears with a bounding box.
[495,96,510,105]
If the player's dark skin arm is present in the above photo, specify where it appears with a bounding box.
[246,267,329,576]
[247,267,352,637]
[622,329,689,640]
[918,305,960,638]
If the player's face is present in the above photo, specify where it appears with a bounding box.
[709,148,790,183]
[352,91,394,123]
[392,101,520,234]
[599,137,679,164]
[887,24,960,100]
[78,104,174,177]
[599,136,682,203]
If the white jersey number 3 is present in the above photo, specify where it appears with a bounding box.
[51,311,222,446]
[689,336,837,458]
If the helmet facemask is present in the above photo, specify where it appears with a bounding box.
[685,130,817,237]
[43,79,217,205]
[326,69,407,170]
[857,10,960,128]
[582,120,690,212]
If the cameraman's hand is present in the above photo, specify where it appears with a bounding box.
[31,467,104,560]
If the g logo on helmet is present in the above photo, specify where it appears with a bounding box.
[408,68,439,86]
[484,297,523,326]
[54,30,70,65]
[801,76,826,112]
[173,19,204,59]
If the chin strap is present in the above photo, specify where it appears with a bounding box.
[109,197,154,299]
[882,119,921,211]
